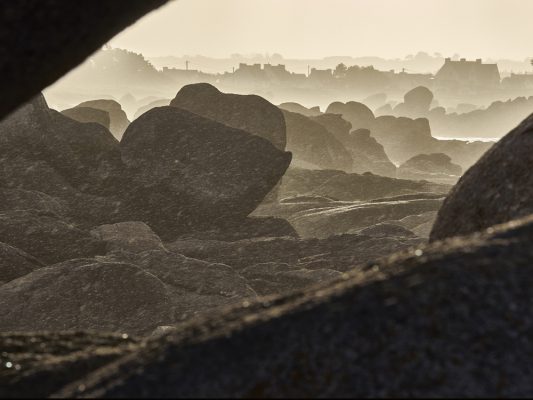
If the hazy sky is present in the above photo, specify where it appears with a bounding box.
[109,0,532,60]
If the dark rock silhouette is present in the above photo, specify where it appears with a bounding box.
[431,113,533,241]
[278,102,322,117]
[282,110,353,171]
[170,83,286,150]
[61,106,110,131]
[0,0,168,119]
[397,153,463,184]
[326,101,375,129]
[57,215,533,398]
[120,107,292,239]
[77,99,130,140]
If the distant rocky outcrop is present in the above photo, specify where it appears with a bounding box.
[133,99,170,120]
[120,106,292,239]
[348,129,397,177]
[311,113,352,144]
[397,153,463,184]
[282,110,353,171]
[431,113,533,241]
[61,106,110,131]
[326,101,375,129]
[77,99,130,140]
[393,86,434,117]
[170,83,286,150]
[278,102,322,117]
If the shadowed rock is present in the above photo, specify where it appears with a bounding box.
[77,99,130,140]
[278,102,322,117]
[0,0,168,120]
[431,113,533,241]
[348,129,397,177]
[120,106,292,240]
[91,222,166,254]
[57,215,533,398]
[0,242,44,284]
[170,83,286,150]
[61,106,110,131]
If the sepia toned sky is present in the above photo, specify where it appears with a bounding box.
[109,0,533,60]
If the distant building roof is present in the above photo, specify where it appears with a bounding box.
[435,58,500,87]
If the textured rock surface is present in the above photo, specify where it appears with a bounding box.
[0,242,44,284]
[57,216,533,398]
[120,106,291,240]
[91,222,166,254]
[0,0,168,119]
[0,332,140,398]
[77,100,130,140]
[0,259,175,335]
[431,113,533,241]
[0,210,106,264]
[282,110,353,171]
[170,83,286,150]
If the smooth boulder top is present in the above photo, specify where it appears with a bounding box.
[170,83,287,150]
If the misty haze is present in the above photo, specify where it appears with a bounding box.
[2,0,533,398]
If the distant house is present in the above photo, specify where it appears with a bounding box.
[435,58,501,91]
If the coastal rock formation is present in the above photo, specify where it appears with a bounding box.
[170,83,286,150]
[61,106,110,131]
[91,222,167,254]
[278,102,322,117]
[311,113,352,144]
[348,129,397,177]
[77,99,130,140]
[394,86,434,117]
[133,99,171,120]
[282,110,353,171]
[431,113,533,241]
[397,153,463,184]
[326,101,375,129]
[0,243,44,284]
[120,107,292,239]
[58,215,533,398]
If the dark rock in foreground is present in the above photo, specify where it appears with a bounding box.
[171,83,286,150]
[120,106,292,240]
[56,215,533,398]
[431,113,533,241]
[282,110,353,171]
[0,242,44,284]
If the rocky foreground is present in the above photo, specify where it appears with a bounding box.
[0,83,532,397]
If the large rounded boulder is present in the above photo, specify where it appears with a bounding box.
[170,83,286,150]
[120,106,292,239]
[431,114,533,241]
